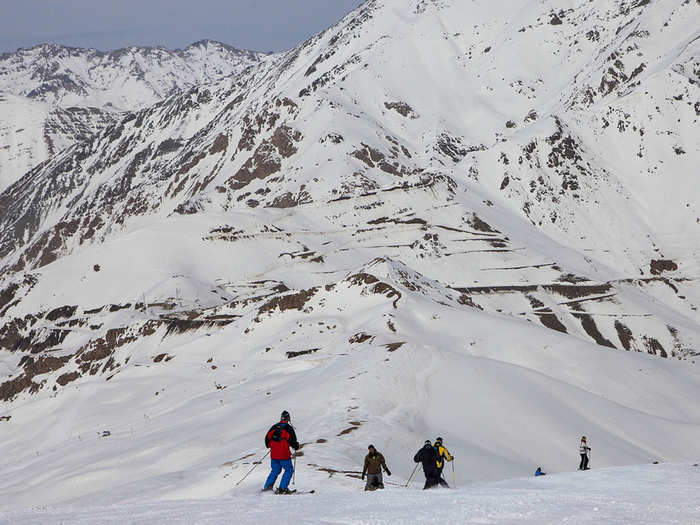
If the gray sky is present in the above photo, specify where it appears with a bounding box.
[0,0,365,53]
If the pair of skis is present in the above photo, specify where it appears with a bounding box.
[263,488,315,495]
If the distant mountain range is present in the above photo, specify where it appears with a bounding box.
[0,40,267,190]
[0,40,267,108]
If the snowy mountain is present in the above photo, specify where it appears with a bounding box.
[0,41,267,191]
[0,41,267,109]
[1,0,699,512]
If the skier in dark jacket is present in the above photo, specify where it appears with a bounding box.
[414,440,441,489]
[578,436,591,471]
[362,444,391,491]
[263,410,299,494]
[535,466,547,476]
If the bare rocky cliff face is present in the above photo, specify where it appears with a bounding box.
[0,0,698,404]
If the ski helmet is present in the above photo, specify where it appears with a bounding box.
[424,440,432,446]
[281,410,290,421]
[581,436,587,441]
[368,444,375,450]
[435,437,443,444]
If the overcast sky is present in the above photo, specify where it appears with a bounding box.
[0,0,365,53]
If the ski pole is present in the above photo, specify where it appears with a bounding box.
[405,464,420,487]
[384,480,406,487]
[293,453,297,485]
[235,449,270,487]
[452,460,456,488]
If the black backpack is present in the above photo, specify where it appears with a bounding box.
[270,424,283,442]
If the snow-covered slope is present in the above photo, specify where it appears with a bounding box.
[0,95,52,191]
[2,464,699,524]
[0,0,699,512]
[0,94,116,191]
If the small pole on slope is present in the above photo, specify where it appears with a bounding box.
[235,449,270,487]
[405,463,420,487]
[293,453,297,485]
[452,459,456,488]
[384,480,406,487]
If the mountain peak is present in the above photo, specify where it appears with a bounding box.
[0,38,267,109]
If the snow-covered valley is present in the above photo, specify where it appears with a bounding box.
[0,0,699,518]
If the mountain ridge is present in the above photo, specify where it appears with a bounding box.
[0,39,268,191]
[0,39,269,109]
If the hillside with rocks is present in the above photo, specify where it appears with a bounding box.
[0,0,699,510]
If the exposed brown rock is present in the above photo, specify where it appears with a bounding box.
[537,313,568,333]
[643,336,667,358]
[650,260,677,275]
[573,313,616,348]
[108,303,131,312]
[177,151,206,176]
[286,348,320,359]
[25,355,70,376]
[337,426,359,436]
[56,371,80,386]
[384,342,405,352]
[352,144,385,168]
[258,288,318,315]
[0,282,21,315]
[209,134,229,155]
[0,354,71,401]
[270,125,302,158]
[384,101,418,118]
[469,214,497,233]
[0,375,38,402]
[346,273,380,286]
[268,186,312,208]
[349,333,374,344]
[615,320,635,350]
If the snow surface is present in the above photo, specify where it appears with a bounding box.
[1,285,700,510]
[1,464,699,524]
[0,95,50,191]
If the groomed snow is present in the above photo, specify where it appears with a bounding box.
[2,464,698,524]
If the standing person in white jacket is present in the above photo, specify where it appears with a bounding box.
[579,436,591,470]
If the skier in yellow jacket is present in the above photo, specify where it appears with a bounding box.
[434,437,453,488]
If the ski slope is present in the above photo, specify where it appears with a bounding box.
[1,289,700,511]
[1,464,698,524]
